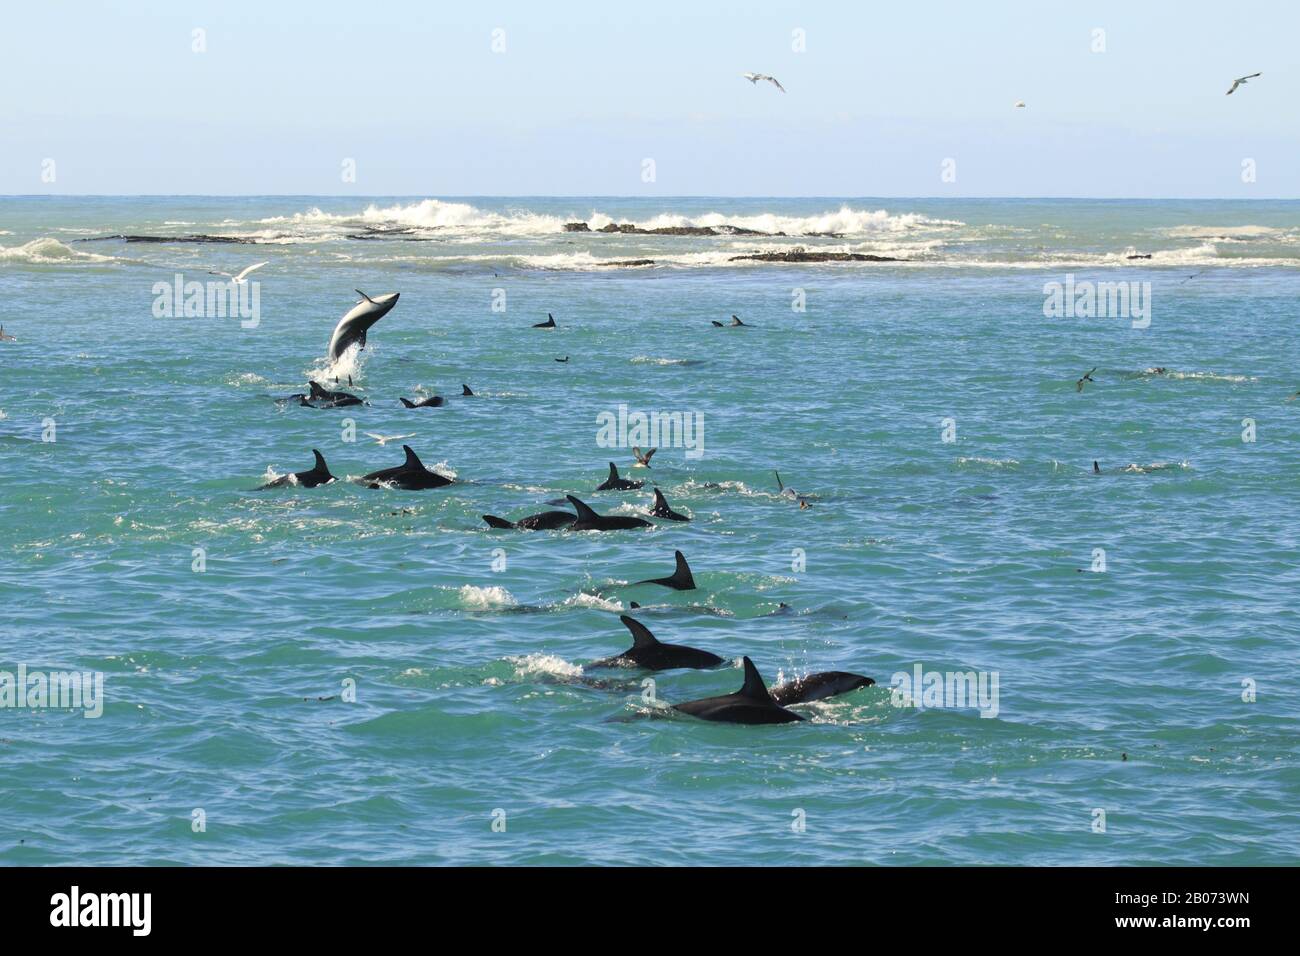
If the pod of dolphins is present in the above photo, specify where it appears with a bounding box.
[263,290,877,724]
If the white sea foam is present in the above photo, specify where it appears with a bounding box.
[507,653,583,679]
[0,237,116,264]
[459,584,517,608]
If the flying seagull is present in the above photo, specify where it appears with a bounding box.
[364,432,416,446]
[1014,100,1027,108]
[632,447,657,468]
[208,261,268,284]
[1226,73,1261,95]
[742,72,786,93]
[1076,367,1097,392]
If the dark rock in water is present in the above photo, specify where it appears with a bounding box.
[78,234,257,244]
[729,250,904,263]
[590,222,771,237]
[596,259,655,267]
[563,222,592,232]
[801,231,845,238]
[1126,253,1152,260]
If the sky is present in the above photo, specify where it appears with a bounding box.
[2,0,1296,197]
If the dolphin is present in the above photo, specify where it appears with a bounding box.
[297,380,364,408]
[533,313,557,329]
[462,384,475,396]
[566,495,652,531]
[360,445,454,490]
[0,325,15,342]
[634,550,697,590]
[482,510,577,530]
[673,656,804,724]
[650,488,690,522]
[588,615,724,670]
[400,395,446,408]
[327,290,400,360]
[596,462,644,491]
[259,449,335,489]
[769,671,875,706]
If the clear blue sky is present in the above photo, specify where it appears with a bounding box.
[2,0,1295,196]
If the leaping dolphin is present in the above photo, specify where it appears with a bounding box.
[399,395,446,408]
[588,615,725,671]
[259,449,336,489]
[566,495,652,531]
[360,445,454,490]
[327,290,400,360]
[650,488,690,522]
[673,657,804,724]
[482,509,577,530]
[596,462,644,491]
[769,671,875,706]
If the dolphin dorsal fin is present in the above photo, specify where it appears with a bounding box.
[356,289,375,304]
[308,380,328,398]
[671,550,696,589]
[774,470,784,492]
[620,615,659,648]
[653,488,668,510]
[401,445,425,469]
[739,656,773,702]
[566,495,599,522]
[462,384,473,396]
[311,449,329,473]
[608,462,619,481]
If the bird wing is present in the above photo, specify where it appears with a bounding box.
[769,77,786,92]
[643,448,657,463]
[235,261,269,282]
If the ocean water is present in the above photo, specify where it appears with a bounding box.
[1,196,1297,866]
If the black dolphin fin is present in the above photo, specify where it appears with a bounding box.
[667,550,696,589]
[462,384,474,396]
[399,397,417,408]
[566,495,600,523]
[774,470,785,492]
[402,445,426,470]
[356,289,375,304]
[711,320,724,327]
[653,488,669,511]
[482,515,516,529]
[607,462,620,482]
[311,449,331,476]
[309,380,327,398]
[620,615,659,649]
[637,550,696,589]
[738,656,774,702]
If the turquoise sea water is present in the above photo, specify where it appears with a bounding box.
[1,196,1297,865]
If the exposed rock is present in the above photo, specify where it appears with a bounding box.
[595,259,655,267]
[77,234,258,244]
[729,250,904,263]
[563,222,591,232]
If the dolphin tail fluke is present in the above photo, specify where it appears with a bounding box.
[619,615,659,648]
[739,656,774,702]
[482,515,516,529]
